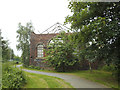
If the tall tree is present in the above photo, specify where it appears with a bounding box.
[0,30,15,62]
[65,2,120,71]
[2,39,10,62]
[0,33,12,62]
[11,49,14,60]
[16,22,34,66]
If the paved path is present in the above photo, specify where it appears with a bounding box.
[17,65,108,88]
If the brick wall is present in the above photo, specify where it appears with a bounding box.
[30,32,58,66]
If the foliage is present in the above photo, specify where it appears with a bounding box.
[14,55,21,62]
[101,65,115,72]
[16,22,34,66]
[11,49,14,60]
[2,62,26,88]
[1,36,14,62]
[44,32,78,72]
[65,2,120,72]
[28,65,41,70]
[2,39,10,61]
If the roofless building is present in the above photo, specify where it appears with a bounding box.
[29,22,70,68]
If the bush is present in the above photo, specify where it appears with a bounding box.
[2,63,26,88]
[44,32,78,72]
[100,64,119,80]
[101,64,115,72]
[28,65,41,70]
[28,65,34,69]
[34,66,41,70]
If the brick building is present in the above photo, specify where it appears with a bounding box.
[29,32,59,67]
[29,22,69,67]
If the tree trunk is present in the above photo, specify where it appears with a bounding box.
[89,62,92,73]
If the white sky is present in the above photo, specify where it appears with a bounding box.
[0,0,72,56]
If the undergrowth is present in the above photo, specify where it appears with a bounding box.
[2,62,26,88]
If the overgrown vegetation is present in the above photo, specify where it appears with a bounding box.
[2,62,26,88]
[64,2,119,78]
[44,32,79,72]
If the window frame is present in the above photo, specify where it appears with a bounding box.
[37,44,44,58]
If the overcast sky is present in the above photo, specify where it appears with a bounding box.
[0,0,72,56]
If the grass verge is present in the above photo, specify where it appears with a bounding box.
[23,72,73,88]
[68,70,119,89]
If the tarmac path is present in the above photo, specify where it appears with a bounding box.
[16,64,110,89]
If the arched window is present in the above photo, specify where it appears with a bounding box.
[49,37,63,47]
[37,44,43,57]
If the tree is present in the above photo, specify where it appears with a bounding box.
[65,2,120,72]
[0,30,15,62]
[16,22,34,66]
[44,32,78,72]
[2,39,10,62]
[1,37,14,62]
[11,49,14,60]
[14,55,21,62]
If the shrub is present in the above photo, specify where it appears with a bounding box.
[2,63,26,88]
[34,66,41,70]
[28,65,34,69]
[101,65,115,72]
[28,65,41,70]
[44,32,78,72]
[100,64,119,80]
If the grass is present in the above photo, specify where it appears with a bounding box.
[23,72,73,88]
[67,70,119,89]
